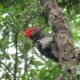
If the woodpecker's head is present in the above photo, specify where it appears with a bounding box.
[23,27,41,40]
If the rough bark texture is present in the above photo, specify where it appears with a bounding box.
[40,0,77,79]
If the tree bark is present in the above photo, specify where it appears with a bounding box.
[39,0,77,79]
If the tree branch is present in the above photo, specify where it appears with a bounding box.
[39,0,77,79]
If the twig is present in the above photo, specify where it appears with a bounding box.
[0,60,14,77]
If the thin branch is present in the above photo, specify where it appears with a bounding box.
[14,32,18,80]
[19,8,37,32]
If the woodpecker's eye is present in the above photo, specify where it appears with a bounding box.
[31,31,41,40]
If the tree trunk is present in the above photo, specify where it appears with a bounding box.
[39,0,77,79]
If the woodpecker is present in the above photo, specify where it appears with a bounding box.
[24,27,59,62]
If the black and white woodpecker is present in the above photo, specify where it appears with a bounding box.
[23,27,59,62]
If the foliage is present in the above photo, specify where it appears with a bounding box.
[0,0,80,80]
